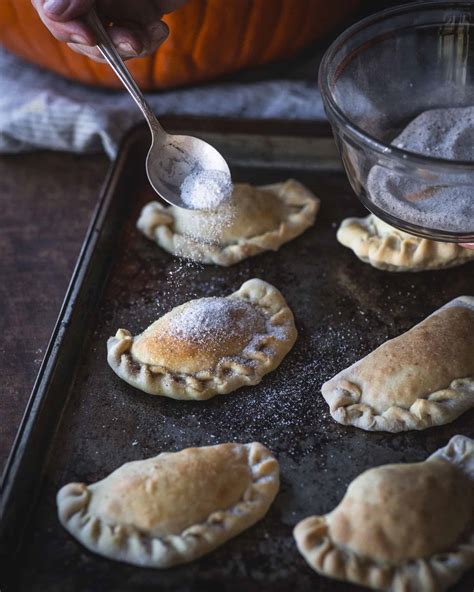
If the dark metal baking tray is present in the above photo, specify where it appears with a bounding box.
[1,118,473,592]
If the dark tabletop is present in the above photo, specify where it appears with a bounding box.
[0,152,109,475]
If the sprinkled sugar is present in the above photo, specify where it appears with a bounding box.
[180,168,233,211]
[167,297,262,344]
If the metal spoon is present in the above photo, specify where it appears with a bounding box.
[86,8,230,209]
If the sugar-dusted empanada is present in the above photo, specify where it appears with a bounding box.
[137,179,319,266]
[107,279,297,399]
[294,435,474,592]
[337,214,474,271]
[58,442,279,567]
[322,296,474,432]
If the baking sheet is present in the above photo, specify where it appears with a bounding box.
[2,121,473,592]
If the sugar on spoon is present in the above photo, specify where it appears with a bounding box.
[86,8,232,210]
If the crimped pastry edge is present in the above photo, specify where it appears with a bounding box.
[107,279,297,400]
[137,179,319,267]
[321,296,474,433]
[337,214,474,272]
[293,435,474,592]
[58,442,280,568]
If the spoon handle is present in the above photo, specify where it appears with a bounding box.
[86,8,164,135]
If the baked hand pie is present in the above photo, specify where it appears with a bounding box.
[107,279,297,400]
[337,214,474,271]
[294,435,474,592]
[137,179,319,266]
[322,296,474,432]
[57,442,279,568]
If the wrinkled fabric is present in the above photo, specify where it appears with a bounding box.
[0,48,326,158]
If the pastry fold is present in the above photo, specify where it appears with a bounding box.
[58,442,279,568]
[337,214,474,271]
[137,180,319,266]
[107,279,297,400]
[294,435,474,592]
[322,296,474,432]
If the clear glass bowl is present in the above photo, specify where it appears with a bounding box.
[319,1,474,242]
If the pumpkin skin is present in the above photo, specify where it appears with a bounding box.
[0,0,360,90]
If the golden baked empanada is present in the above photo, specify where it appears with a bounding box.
[58,442,279,567]
[107,279,297,399]
[322,296,474,432]
[294,435,474,592]
[337,214,474,271]
[137,179,319,266]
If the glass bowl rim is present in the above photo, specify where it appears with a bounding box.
[318,0,474,173]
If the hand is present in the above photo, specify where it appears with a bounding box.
[461,244,474,250]
[32,0,187,61]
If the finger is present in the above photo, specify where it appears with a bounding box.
[67,43,107,61]
[40,18,94,45]
[67,22,160,61]
[40,0,95,21]
[33,0,172,59]
[461,243,474,250]
[68,38,141,62]
[32,0,95,44]
[108,23,144,57]
[108,21,169,59]
[106,20,168,58]
[142,20,169,55]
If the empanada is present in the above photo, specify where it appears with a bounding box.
[137,179,319,266]
[294,435,474,592]
[337,214,474,271]
[107,279,297,399]
[322,296,474,432]
[57,442,279,567]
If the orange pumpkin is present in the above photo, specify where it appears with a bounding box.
[0,0,360,90]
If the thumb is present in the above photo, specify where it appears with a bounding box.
[42,0,96,22]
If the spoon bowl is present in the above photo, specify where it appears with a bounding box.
[146,133,231,209]
[87,8,231,210]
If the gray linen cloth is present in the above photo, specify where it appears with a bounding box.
[0,47,325,158]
